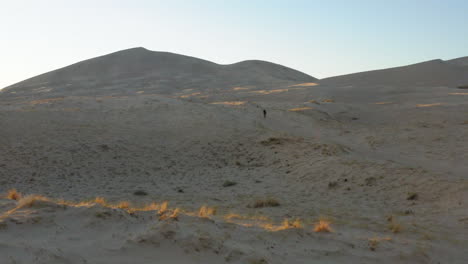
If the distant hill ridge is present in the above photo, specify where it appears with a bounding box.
[1,47,316,97]
[320,57,468,87]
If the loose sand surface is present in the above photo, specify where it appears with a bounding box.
[0,49,467,263]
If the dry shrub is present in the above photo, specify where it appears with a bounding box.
[7,189,22,201]
[314,220,332,233]
[250,198,280,208]
[198,205,217,218]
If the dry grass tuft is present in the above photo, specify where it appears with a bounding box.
[387,215,402,233]
[159,207,181,221]
[116,201,131,210]
[288,107,314,112]
[6,189,22,201]
[281,218,303,229]
[249,198,280,208]
[17,195,49,208]
[368,237,392,251]
[198,205,217,218]
[289,82,318,87]
[210,101,247,106]
[158,201,168,215]
[314,220,332,233]
[94,197,107,206]
[416,103,442,107]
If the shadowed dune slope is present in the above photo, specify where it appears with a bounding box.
[0,47,316,98]
[320,58,468,87]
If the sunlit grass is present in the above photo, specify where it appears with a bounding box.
[288,107,313,112]
[198,205,217,218]
[232,86,250,91]
[179,92,201,98]
[1,191,339,233]
[416,103,442,107]
[368,237,392,251]
[250,89,289,95]
[6,189,22,201]
[314,220,333,233]
[288,82,318,87]
[210,101,247,106]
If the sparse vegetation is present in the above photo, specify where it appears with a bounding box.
[6,189,22,201]
[368,237,392,251]
[116,201,130,210]
[387,215,402,233]
[17,195,49,209]
[249,198,280,208]
[223,180,237,187]
[198,205,217,218]
[314,220,332,233]
[281,218,303,229]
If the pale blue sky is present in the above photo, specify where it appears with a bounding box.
[1,0,467,88]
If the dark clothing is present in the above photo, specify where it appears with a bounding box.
[263,109,267,118]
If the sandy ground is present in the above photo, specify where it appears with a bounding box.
[0,49,467,263]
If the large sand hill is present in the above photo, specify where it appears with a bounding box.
[0,48,467,263]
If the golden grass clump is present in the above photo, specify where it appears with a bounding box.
[159,207,181,221]
[158,201,168,215]
[314,220,332,233]
[281,218,303,229]
[288,107,314,112]
[6,189,22,201]
[16,195,49,209]
[116,201,130,210]
[94,197,107,206]
[198,205,217,218]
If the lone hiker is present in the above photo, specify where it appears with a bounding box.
[263,109,267,118]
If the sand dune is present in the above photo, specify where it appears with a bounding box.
[320,58,468,87]
[0,47,316,99]
[0,48,467,263]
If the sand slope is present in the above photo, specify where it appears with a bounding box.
[320,59,468,87]
[0,48,316,98]
[0,49,467,263]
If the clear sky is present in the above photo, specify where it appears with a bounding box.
[1,0,467,88]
